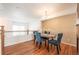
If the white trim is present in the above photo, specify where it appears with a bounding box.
[62,42,76,47]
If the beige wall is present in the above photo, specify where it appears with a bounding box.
[42,14,76,46]
[77,3,79,18]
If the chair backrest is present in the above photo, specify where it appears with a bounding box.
[44,31,48,34]
[57,33,63,44]
[48,31,50,34]
[44,31,50,34]
[34,31,42,43]
[33,31,38,39]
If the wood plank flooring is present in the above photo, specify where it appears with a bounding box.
[4,40,77,55]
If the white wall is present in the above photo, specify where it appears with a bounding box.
[29,20,41,31]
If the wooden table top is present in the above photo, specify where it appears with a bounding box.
[41,34,55,38]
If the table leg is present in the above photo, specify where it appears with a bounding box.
[45,40,46,46]
[47,40,49,52]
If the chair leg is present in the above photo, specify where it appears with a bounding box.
[34,39,35,44]
[53,45,55,49]
[47,43,49,52]
[56,46,59,54]
[59,45,61,51]
[39,42,42,49]
[36,42,38,47]
[51,44,52,49]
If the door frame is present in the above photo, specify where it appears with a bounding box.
[0,26,4,55]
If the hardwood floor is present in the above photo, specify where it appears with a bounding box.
[4,40,77,55]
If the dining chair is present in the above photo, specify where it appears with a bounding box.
[44,31,50,34]
[34,31,43,49]
[47,31,50,34]
[33,31,37,43]
[44,31,48,34]
[47,33,63,54]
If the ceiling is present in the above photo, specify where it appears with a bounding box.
[0,3,77,22]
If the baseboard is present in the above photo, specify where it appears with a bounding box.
[62,42,76,47]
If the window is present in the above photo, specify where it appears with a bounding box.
[12,25,26,36]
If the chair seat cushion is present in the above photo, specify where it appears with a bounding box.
[48,40,58,46]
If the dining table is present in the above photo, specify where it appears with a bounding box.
[41,33,56,50]
[41,33,56,40]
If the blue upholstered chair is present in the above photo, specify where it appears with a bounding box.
[48,33,63,54]
[34,31,43,49]
[33,31,49,47]
[33,31,37,43]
